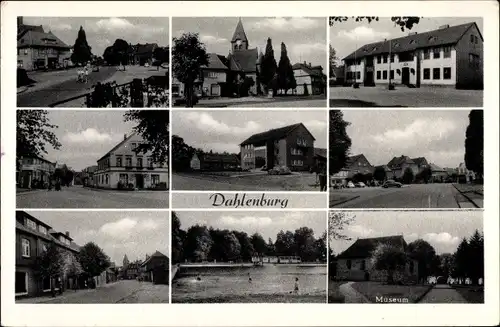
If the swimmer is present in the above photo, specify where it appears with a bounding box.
[196,276,201,281]
[248,273,252,283]
[293,277,299,294]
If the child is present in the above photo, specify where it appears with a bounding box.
[294,277,299,294]
[248,272,252,283]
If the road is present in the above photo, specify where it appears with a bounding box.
[330,183,467,208]
[17,280,169,304]
[172,172,320,191]
[17,66,118,107]
[329,86,483,107]
[418,284,468,303]
[16,185,169,209]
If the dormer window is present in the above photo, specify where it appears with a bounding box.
[372,47,378,51]
[428,36,437,42]
[38,225,47,235]
[409,40,415,45]
[26,218,37,230]
[394,42,400,48]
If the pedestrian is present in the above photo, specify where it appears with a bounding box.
[84,66,89,84]
[248,272,252,283]
[293,277,299,294]
[319,164,327,192]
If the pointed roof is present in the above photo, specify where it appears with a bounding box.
[97,132,137,162]
[240,123,316,146]
[231,18,248,43]
[337,235,408,259]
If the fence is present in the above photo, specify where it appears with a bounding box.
[49,75,169,108]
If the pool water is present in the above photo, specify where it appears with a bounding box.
[172,265,327,301]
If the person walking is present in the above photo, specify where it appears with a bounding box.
[319,163,327,192]
[293,277,299,294]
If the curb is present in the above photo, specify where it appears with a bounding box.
[16,189,47,196]
[452,184,481,208]
[414,284,436,303]
[330,195,360,208]
[83,187,169,193]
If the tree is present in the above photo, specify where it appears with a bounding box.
[77,242,111,284]
[250,233,267,256]
[464,110,484,178]
[53,164,74,186]
[17,110,61,164]
[222,231,241,262]
[233,231,254,262]
[328,211,355,241]
[294,227,317,262]
[314,232,327,262]
[71,26,92,65]
[439,253,454,279]
[260,37,278,94]
[266,238,276,256]
[153,47,168,64]
[467,230,484,284]
[173,33,209,107]
[171,211,185,263]
[407,239,438,283]
[274,230,295,256]
[329,16,421,32]
[416,167,432,183]
[62,251,83,290]
[371,243,408,284]
[123,110,169,165]
[172,135,196,172]
[402,167,415,184]
[34,242,64,296]
[277,42,296,95]
[329,45,338,77]
[184,225,213,262]
[373,166,387,182]
[329,110,352,176]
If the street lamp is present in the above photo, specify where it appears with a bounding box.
[388,38,395,90]
[353,40,359,89]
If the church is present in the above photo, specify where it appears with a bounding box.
[172,18,326,99]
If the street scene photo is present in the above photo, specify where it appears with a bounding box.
[172,17,327,107]
[328,210,484,303]
[329,17,483,107]
[329,110,484,208]
[17,110,169,208]
[172,211,327,303]
[172,110,327,191]
[17,17,169,108]
[16,211,170,303]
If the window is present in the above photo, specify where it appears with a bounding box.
[346,260,352,270]
[443,46,451,58]
[423,68,430,80]
[433,68,441,79]
[21,238,30,257]
[376,70,381,79]
[390,70,394,80]
[443,67,452,80]
[16,272,28,295]
[377,56,381,64]
[433,47,440,59]
[390,54,395,63]
[394,42,400,48]
[126,157,132,167]
[116,157,122,167]
[383,55,388,63]
[119,174,128,184]
[105,174,109,184]
[38,225,47,235]
[469,53,480,69]
[428,36,437,42]
[147,157,153,168]
[470,34,474,43]
[383,70,388,80]
[423,49,430,60]
[131,143,137,150]
[409,40,415,44]
[137,157,143,167]
[42,243,47,252]
[475,35,478,44]
[26,218,36,230]
[151,174,160,185]
[356,71,360,79]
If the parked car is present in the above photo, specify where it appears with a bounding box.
[346,181,356,188]
[332,183,343,189]
[382,180,403,188]
[355,182,366,188]
[268,166,291,175]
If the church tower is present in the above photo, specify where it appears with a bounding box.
[123,254,129,267]
[231,18,249,52]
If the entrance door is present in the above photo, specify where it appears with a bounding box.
[402,67,410,85]
[364,71,374,86]
[210,84,221,96]
[135,174,144,189]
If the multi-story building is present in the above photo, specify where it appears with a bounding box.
[94,132,169,190]
[292,62,327,95]
[16,211,80,298]
[386,155,420,180]
[457,162,476,183]
[140,251,169,285]
[17,17,72,71]
[335,235,418,283]
[240,123,316,172]
[17,154,56,189]
[343,22,483,89]
[330,154,374,185]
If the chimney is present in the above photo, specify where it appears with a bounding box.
[309,62,312,67]
[408,32,418,36]
[124,133,127,140]
[65,231,70,238]
[439,24,450,29]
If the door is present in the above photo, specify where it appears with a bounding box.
[210,84,220,96]
[135,174,144,189]
[402,67,410,85]
[364,71,374,86]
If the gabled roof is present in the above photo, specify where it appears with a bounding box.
[141,250,169,267]
[387,155,414,168]
[337,235,407,259]
[18,30,70,49]
[202,53,229,70]
[230,48,258,73]
[411,157,428,166]
[344,22,481,61]
[346,154,372,167]
[97,132,137,163]
[429,163,445,172]
[375,165,392,172]
[314,148,327,158]
[18,24,44,39]
[134,43,157,55]
[231,18,248,43]
[292,63,325,77]
[240,123,316,146]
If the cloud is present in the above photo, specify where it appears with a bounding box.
[305,119,327,130]
[200,34,228,44]
[291,43,326,57]
[348,224,375,237]
[422,232,460,246]
[63,128,118,143]
[337,26,391,42]
[182,112,261,136]
[219,216,273,227]
[253,17,322,31]
[95,17,135,31]
[372,119,457,145]
[51,23,72,31]
[99,217,160,239]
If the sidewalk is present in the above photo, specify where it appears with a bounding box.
[453,183,484,208]
[338,282,370,303]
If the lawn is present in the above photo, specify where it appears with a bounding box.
[452,285,484,303]
[351,281,431,303]
[173,293,326,303]
[328,280,346,303]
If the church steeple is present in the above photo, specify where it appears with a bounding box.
[123,254,129,267]
[231,18,249,52]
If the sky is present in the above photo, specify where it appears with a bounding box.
[34,110,168,171]
[175,211,326,242]
[24,211,170,266]
[173,17,326,68]
[339,110,473,168]
[329,210,483,255]
[22,17,170,57]
[172,110,327,154]
[330,17,483,62]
